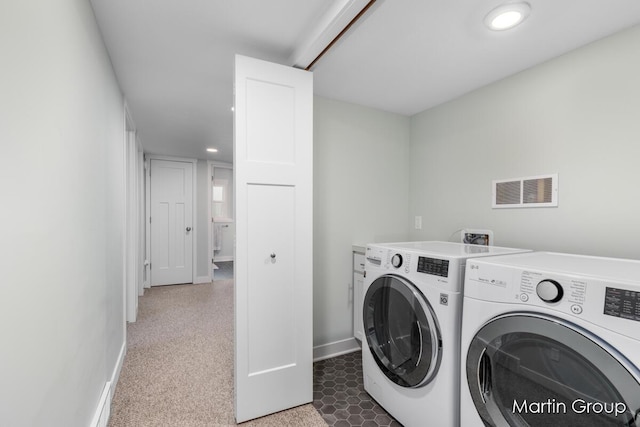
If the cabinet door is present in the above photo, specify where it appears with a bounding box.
[353,270,364,342]
[353,252,365,341]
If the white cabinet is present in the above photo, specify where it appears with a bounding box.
[353,249,366,342]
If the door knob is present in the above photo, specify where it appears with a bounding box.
[270,253,276,259]
[186,227,192,232]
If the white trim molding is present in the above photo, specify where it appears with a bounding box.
[313,337,361,362]
[144,156,151,289]
[89,382,111,427]
[122,101,133,327]
[194,276,212,284]
[110,340,126,390]
[91,341,126,427]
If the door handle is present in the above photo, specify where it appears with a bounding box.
[186,227,192,232]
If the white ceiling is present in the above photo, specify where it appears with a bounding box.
[91,0,640,163]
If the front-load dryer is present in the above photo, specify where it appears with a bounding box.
[362,241,531,427]
[461,252,640,427]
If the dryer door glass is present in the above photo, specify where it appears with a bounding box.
[363,275,442,388]
[466,313,640,427]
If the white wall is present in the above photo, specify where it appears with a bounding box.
[214,223,235,261]
[409,25,640,260]
[313,96,411,346]
[0,1,125,425]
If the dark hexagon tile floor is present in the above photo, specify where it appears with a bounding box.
[313,350,401,427]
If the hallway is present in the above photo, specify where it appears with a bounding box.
[109,280,325,426]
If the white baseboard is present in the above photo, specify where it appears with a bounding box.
[313,337,361,362]
[91,340,126,427]
[110,340,126,388]
[213,256,234,262]
[89,382,112,427]
[194,276,211,284]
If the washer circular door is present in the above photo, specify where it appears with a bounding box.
[466,312,640,427]
[363,274,442,388]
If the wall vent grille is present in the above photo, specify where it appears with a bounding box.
[492,174,558,208]
[495,181,521,205]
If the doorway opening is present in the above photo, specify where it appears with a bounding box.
[208,161,234,281]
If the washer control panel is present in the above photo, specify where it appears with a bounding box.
[365,246,385,266]
[364,244,463,290]
[417,256,449,278]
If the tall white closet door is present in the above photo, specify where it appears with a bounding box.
[234,54,313,423]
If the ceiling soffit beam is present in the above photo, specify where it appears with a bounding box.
[288,0,378,71]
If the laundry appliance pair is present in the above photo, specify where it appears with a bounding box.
[361,241,531,427]
[362,241,640,427]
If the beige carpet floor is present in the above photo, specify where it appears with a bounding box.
[109,281,326,427]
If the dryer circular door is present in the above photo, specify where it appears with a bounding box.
[363,274,442,388]
[466,312,640,427]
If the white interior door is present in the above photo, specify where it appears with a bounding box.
[234,54,313,423]
[150,159,193,286]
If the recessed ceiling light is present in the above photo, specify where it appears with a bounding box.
[207,148,218,153]
[484,2,531,31]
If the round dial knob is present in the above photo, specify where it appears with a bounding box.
[391,254,403,268]
[536,280,564,303]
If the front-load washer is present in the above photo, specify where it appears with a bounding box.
[362,241,531,427]
[461,252,640,427]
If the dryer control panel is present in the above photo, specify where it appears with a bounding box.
[604,287,640,322]
[519,270,587,309]
[465,252,640,340]
[465,260,588,317]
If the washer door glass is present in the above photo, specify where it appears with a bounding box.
[466,313,640,427]
[363,274,441,388]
